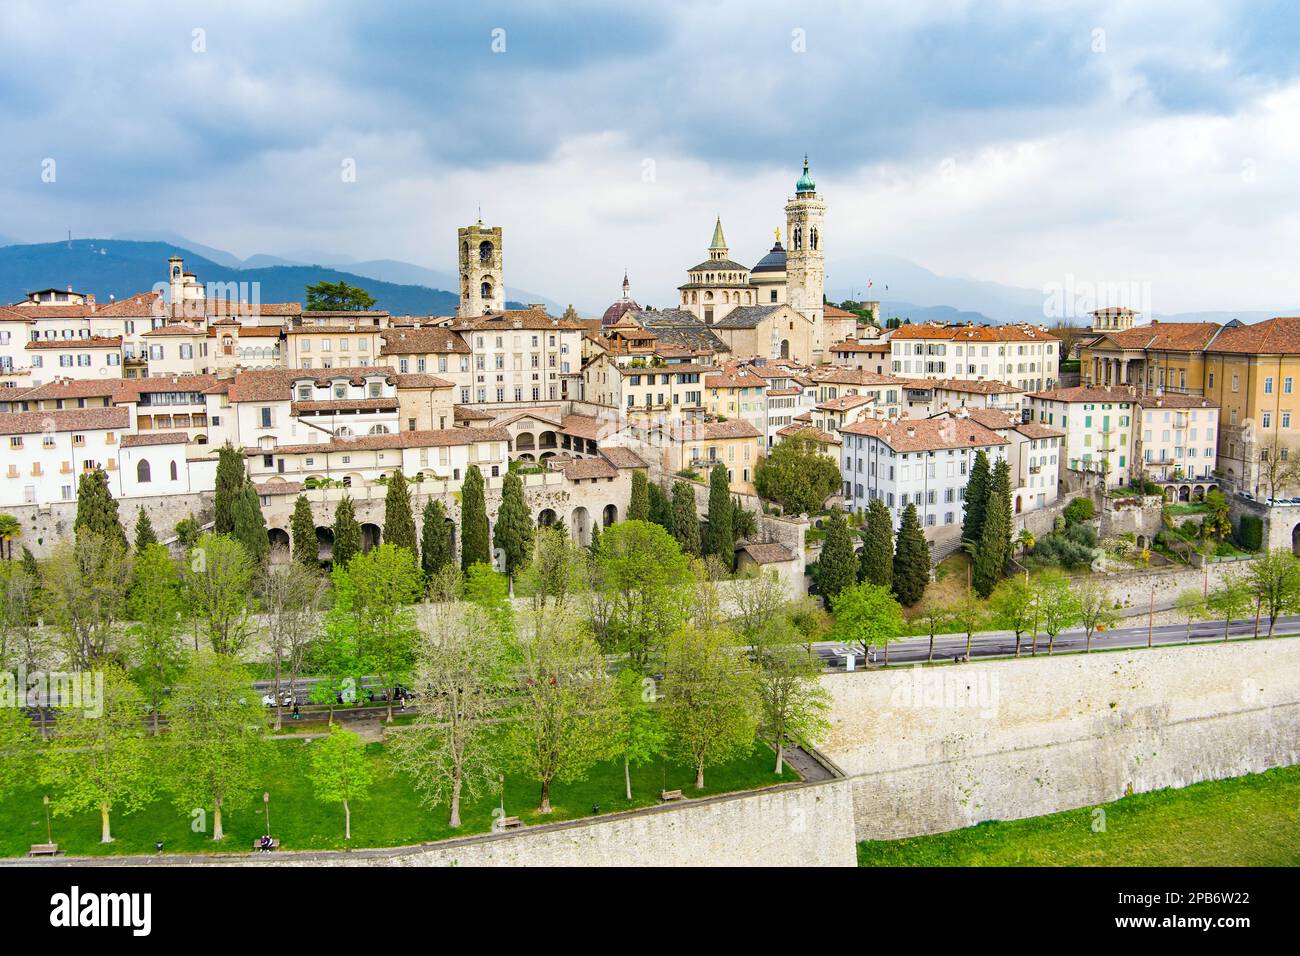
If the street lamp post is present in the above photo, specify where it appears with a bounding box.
[263,791,270,837]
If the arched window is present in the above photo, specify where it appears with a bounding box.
[170,460,178,481]
[479,240,494,262]
[810,226,818,250]
[137,459,151,483]
[481,280,493,299]
[792,225,802,250]
[368,424,390,435]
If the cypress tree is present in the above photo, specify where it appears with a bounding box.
[212,442,245,535]
[382,471,418,559]
[232,481,269,565]
[290,494,317,566]
[74,467,128,550]
[706,464,733,566]
[133,507,157,552]
[459,464,490,570]
[671,480,701,556]
[332,495,362,569]
[817,511,858,600]
[587,519,602,555]
[647,481,674,535]
[421,499,455,578]
[627,470,650,521]
[960,450,991,548]
[892,503,931,606]
[493,470,534,575]
[859,498,894,589]
[974,458,1014,598]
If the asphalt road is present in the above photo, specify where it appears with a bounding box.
[814,613,1300,666]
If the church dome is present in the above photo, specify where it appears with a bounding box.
[601,298,640,327]
[795,155,816,194]
[751,240,786,275]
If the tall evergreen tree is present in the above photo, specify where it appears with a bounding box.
[974,458,1014,598]
[212,443,246,535]
[859,498,894,588]
[706,464,733,567]
[647,481,674,535]
[671,480,701,556]
[232,481,269,565]
[892,503,931,606]
[290,494,317,566]
[133,507,157,553]
[73,467,128,550]
[960,450,991,548]
[382,471,418,558]
[587,519,601,555]
[332,495,362,569]
[627,470,650,521]
[459,464,490,570]
[421,499,455,579]
[816,511,858,600]
[493,470,534,575]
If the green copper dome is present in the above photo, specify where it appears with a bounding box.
[795,155,815,194]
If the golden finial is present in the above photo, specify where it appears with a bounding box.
[774,226,781,243]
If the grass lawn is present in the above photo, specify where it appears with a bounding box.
[1164,502,1211,516]
[904,553,970,622]
[0,733,798,858]
[857,765,1300,866]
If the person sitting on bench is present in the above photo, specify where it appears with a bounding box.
[259,834,274,852]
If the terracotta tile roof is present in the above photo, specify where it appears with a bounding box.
[670,419,762,441]
[8,378,120,401]
[739,542,796,564]
[114,374,217,401]
[810,367,904,386]
[904,377,1024,395]
[1209,316,1300,355]
[210,325,283,338]
[561,458,619,480]
[0,406,129,435]
[817,394,876,411]
[379,328,470,355]
[704,365,767,389]
[26,335,122,349]
[560,413,618,441]
[840,417,1009,452]
[121,431,190,447]
[956,408,1020,430]
[766,387,802,396]
[1029,385,1137,403]
[831,339,888,353]
[250,426,511,456]
[393,373,455,389]
[1133,393,1219,409]
[491,408,564,428]
[254,481,304,496]
[453,405,496,422]
[450,309,584,332]
[599,446,646,469]
[95,292,165,317]
[219,366,397,403]
[171,300,301,321]
[0,307,36,324]
[890,322,1060,343]
[776,423,838,445]
[142,324,204,337]
[290,397,399,414]
[1096,322,1222,352]
[823,305,860,319]
[1013,421,1066,440]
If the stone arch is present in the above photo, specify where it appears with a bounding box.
[368,424,390,435]
[267,527,290,554]
[603,503,618,527]
[335,425,354,439]
[170,460,178,481]
[539,430,558,450]
[1193,484,1206,501]
[1163,486,1176,502]
[481,279,494,299]
[315,526,334,562]
[780,339,790,360]
[1293,523,1300,557]
[571,506,590,547]
[1178,485,1191,502]
[361,522,381,553]
[1015,495,1023,514]
[479,240,494,262]
[516,431,536,452]
[1136,534,1148,550]
[136,458,151,483]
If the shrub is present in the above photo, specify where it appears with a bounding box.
[1238,515,1264,552]
[1062,497,1095,526]
[1065,523,1097,548]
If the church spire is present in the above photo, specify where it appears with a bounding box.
[621,269,631,302]
[709,216,728,259]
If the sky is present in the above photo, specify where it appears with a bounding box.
[3,0,1300,315]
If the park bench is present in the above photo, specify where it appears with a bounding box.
[496,816,523,831]
[251,837,281,852]
[28,844,60,857]
[660,789,684,802]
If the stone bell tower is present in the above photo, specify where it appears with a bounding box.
[785,155,826,353]
[457,219,504,318]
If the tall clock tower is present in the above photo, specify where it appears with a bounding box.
[785,156,826,355]
[457,220,504,318]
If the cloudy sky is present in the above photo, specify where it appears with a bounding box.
[3,0,1300,315]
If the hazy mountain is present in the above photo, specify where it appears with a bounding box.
[827,253,1046,324]
[877,301,998,326]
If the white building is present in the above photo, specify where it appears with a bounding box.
[934,408,1064,516]
[889,323,1060,393]
[1026,384,1136,490]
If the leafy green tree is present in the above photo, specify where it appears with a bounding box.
[127,543,185,734]
[309,588,363,725]
[232,481,269,565]
[306,279,376,311]
[648,481,674,535]
[0,513,21,561]
[916,604,952,663]
[950,592,985,658]
[1207,573,1251,641]
[754,435,842,515]
[133,507,157,553]
[505,607,614,813]
[592,521,694,672]
[587,519,601,556]
[628,470,650,522]
[1062,496,1095,526]
[290,494,317,566]
[1245,548,1300,636]
[464,562,515,637]
[892,503,930,606]
[611,668,666,800]
[212,443,246,535]
[517,524,585,613]
[973,458,1012,598]
[1034,571,1080,653]
[961,450,991,547]
[0,706,38,804]
[705,464,733,566]
[990,577,1034,657]
[164,652,268,842]
[308,727,373,841]
[661,626,760,789]
[382,471,418,558]
[260,559,326,731]
[183,533,256,655]
[42,665,151,843]
[829,582,904,660]
[43,531,132,666]
[1173,589,1206,643]
[74,467,127,550]
[671,480,701,556]
[859,498,894,588]
[339,544,423,721]
[420,499,455,581]
[1075,578,1119,651]
[731,497,757,540]
[460,465,490,570]
[754,620,832,773]
[174,516,201,551]
[493,470,534,575]
[331,495,362,569]
[816,511,858,600]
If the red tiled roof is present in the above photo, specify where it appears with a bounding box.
[890,323,1060,343]
[1209,317,1300,355]
[379,328,470,355]
[248,426,511,457]
[1094,322,1221,352]
[218,366,397,402]
[1029,385,1137,403]
[121,431,190,447]
[840,416,1009,452]
[0,406,129,435]
[26,335,122,349]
